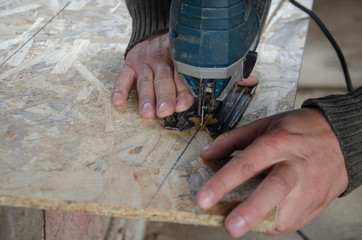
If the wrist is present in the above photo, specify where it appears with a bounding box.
[302,88,362,196]
[125,0,171,57]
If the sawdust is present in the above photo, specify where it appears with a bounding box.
[136,118,163,129]
[114,101,134,113]
[190,157,203,173]
[113,86,138,113]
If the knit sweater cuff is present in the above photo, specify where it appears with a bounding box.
[302,87,362,196]
[125,0,171,57]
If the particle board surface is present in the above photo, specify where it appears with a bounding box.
[0,0,313,231]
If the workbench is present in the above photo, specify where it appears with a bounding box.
[0,0,313,238]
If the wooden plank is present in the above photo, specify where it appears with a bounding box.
[44,210,145,240]
[0,206,44,240]
[0,0,313,231]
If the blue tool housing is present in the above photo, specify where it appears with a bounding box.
[169,0,262,69]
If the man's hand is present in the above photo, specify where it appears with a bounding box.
[196,108,348,238]
[111,32,194,118]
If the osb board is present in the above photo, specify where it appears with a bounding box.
[0,0,313,231]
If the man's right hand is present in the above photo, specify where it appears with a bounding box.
[111,32,194,118]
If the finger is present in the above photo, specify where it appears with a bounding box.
[137,64,156,118]
[225,163,297,238]
[174,72,194,112]
[153,59,177,118]
[111,64,137,107]
[201,117,271,161]
[237,75,260,87]
[197,139,280,210]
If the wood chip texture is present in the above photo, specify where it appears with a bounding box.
[0,0,313,231]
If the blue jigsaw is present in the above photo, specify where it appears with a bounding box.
[164,0,271,137]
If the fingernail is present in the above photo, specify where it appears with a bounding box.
[202,142,214,151]
[158,101,169,113]
[141,102,154,114]
[111,92,122,103]
[227,216,246,237]
[176,97,185,111]
[197,189,214,209]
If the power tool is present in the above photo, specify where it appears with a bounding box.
[164,0,271,137]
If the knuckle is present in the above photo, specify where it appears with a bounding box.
[157,93,174,102]
[264,130,292,152]
[138,63,153,76]
[137,77,153,89]
[154,75,173,87]
[153,57,173,69]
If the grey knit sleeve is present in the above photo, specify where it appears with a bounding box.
[302,87,362,196]
[125,0,171,56]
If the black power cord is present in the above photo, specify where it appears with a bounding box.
[296,229,311,240]
[289,0,354,93]
[283,3,352,240]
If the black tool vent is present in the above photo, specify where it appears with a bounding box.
[253,0,267,19]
